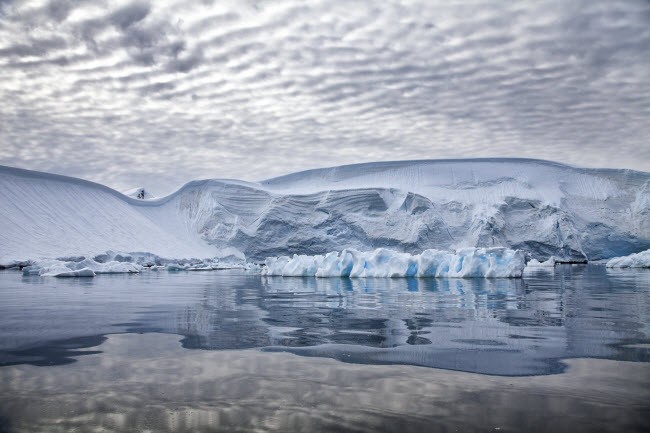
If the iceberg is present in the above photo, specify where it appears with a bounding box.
[262,247,526,278]
[166,262,212,271]
[72,259,141,274]
[164,259,250,271]
[22,261,96,277]
[606,249,650,268]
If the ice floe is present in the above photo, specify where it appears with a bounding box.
[22,258,141,277]
[526,256,556,267]
[606,249,650,268]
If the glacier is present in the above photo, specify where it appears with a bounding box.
[0,158,648,269]
[262,248,526,278]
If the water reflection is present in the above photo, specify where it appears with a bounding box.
[0,265,648,375]
[0,333,648,433]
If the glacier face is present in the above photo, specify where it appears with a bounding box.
[0,158,648,265]
[169,159,650,262]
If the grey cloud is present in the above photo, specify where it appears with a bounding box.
[138,81,176,96]
[109,1,150,30]
[74,18,107,51]
[0,35,67,57]
[189,12,241,35]
[0,0,648,194]
[121,22,166,51]
[166,46,204,73]
[0,0,92,28]
[45,0,73,22]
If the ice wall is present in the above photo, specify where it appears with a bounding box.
[262,248,527,278]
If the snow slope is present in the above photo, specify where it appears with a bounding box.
[0,166,216,264]
[1,159,648,265]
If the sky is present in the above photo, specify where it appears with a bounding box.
[0,0,649,194]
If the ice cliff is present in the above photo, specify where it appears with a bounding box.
[1,158,648,266]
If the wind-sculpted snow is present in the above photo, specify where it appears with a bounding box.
[1,159,649,266]
[262,248,526,278]
[606,249,650,268]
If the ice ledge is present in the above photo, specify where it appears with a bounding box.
[262,247,527,278]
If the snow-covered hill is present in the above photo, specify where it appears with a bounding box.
[0,166,216,265]
[1,159,648,265]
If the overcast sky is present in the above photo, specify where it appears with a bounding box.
[1,0,649,194]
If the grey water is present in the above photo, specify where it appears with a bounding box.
[0,265,648,432]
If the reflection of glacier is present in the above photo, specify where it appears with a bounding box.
[169,266,649,375]
[0,266,647,375]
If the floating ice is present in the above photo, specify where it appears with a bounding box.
[22,260,96,277]
[526,256,556,267]
[262,247,526,278]
[22,258,141,277]
[72,258,141,274]
[606,249,650,268]
[163,258,253,271]
[166,262,217,271]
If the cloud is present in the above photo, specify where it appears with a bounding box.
[109,1,150,30]
[0,0,649,194]
[0,36,67,57]
[45,0,73,22]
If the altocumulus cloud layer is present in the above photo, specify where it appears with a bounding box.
[0,0,649,193]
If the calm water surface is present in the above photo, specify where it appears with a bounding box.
[0,265,648,432]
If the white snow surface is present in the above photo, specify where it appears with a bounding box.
[0,166,219,265]
[606,249,650,268]
[1,158,648,265]
[262,247,526,278]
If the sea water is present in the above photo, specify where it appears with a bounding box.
[0,265,648,432]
